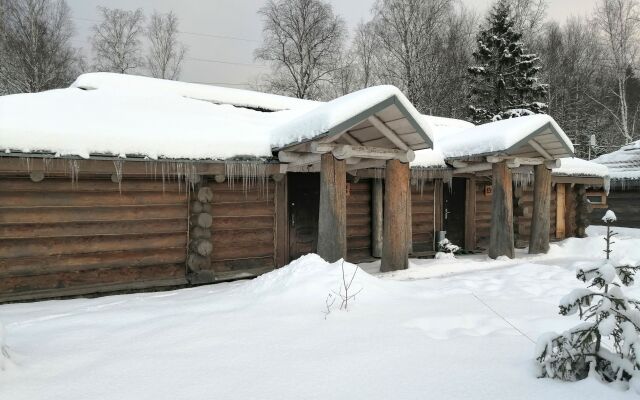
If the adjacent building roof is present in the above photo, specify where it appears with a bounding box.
[593,141,640,185]
[437,114,575,160]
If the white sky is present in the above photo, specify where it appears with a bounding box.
[67,0,600,88]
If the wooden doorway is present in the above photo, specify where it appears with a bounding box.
[444,177,466,248]
[287,173,320,261]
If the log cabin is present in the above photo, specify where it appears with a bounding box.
[0,73,607,302]
[592,141,640,227]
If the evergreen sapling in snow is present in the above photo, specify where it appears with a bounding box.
[536,210,640,390]
[467,0,547,124]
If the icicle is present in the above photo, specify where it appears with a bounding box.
[113,160,124,194]
[224,160,268,197]
[68,160,80,188]
[410,168,453,196]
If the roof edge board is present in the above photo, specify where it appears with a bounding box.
[505,121,575,159]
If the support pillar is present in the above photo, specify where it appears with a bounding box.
[381,159,410,272]
[317,153,347,263]
[371,179,383,258]
[529,164,551,254]
[489,161,515,259]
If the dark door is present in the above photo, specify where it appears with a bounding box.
[288,173,320,261]
[444,177,466,248]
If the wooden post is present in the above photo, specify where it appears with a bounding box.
[317,153,347,263]
[529,164,551,254]
[464,177,477,251]
[371,179,383,258]
[556,183,566,240]
[407,187,413,254]
[489,161,515,259]
[433,179,443,250]
[381,159,410,272]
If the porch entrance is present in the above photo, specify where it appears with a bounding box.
[444,177,466,249]
[287,173,320,261]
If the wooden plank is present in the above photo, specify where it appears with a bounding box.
[274,176,288,267]
[0,191,187,207]
[556,183,566,239]
[529,165,551,254]
[210,256,275,272]
[0,218,187,239]
[381,159,410,271]
[0,232,186,258]
[371,179,383,258]
[317,154,347,263]
[0,248,185,278]
[210,190,274,203]
[465,177,477,250]
[210,228,274,246]
[211,216,273,230]
[489,161,515,259]
[0,205,187,224]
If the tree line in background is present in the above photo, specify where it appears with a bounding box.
[0,0,186,94]
[1,0,640,157]
[257,0,640,156]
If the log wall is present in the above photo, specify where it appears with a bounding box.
[514,184,557,248]
[203,180,277,279]
[474,179,493,250]
[595,189,640,229]
[0,176,189,302]
[347,180,372,263]
[411,181,436,253]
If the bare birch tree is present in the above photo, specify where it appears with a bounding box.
[146,11,186,80]
[352,21,379,89]
[0,0,80,94]
[91,7,145,74]
[255,0,346,99]
[595,0,640,144]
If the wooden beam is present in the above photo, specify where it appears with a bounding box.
[465,177,476,250]
[556,183,566,240]
[277,151,320,165]
[489,161,515,259]
[346,159,386,171]
[342,133,362,146]
[381,159,410,271]
[310,143,414,162]
[529,165,551,254]
[371,179,383,258]
[367,115,410,151]
[528,139,553,160]
[317,153,347,263]
[454,163,492,174]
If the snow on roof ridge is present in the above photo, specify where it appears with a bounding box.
[552,157,609,178]
[270,85,435,150]
[593,141,640,181]
[436,114,574,159]
[71,72,319,112]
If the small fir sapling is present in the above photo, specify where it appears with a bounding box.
[536,210,640,389]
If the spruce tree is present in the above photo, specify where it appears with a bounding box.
[536,210,640,390]
[468,0,548,124]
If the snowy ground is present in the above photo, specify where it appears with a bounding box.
[1,226,640,399]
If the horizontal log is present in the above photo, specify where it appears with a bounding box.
[347,224,370,237]
[412,232,434,245]
[211,228,273,246]
[348,182,371,191]
[346,191,371,203]
[0,232,187,258]
[210,189,274,203]
[209,201,275,217]
[0,219,187,239]
[347,214,371,226]
[0,191,187,207]
[413,213,434,224]
[0,263,185,294]
[347,235,371,249]
[211,215,274,230]
[346,203,371,215]
[210,256,275,272]
[412,223,434,234]
[210,243,274,261]
[0,247,185,278]
[0,157,281,177]
[412,204,434,214]
[0,178,188,192]
[346,247,373,263]
[0,205,187,224]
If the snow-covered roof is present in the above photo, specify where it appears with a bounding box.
[552,157,609,178]
[437,114,574,160]
[72,72,317,112]
[272,85,433,151]
[593,141,640,183]
[411,116,474,169]
[0,73,434,161]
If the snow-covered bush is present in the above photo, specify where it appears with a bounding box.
[536,210,640,389]
[436,238,461,259]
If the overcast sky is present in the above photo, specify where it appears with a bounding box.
[67,0,600,88]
